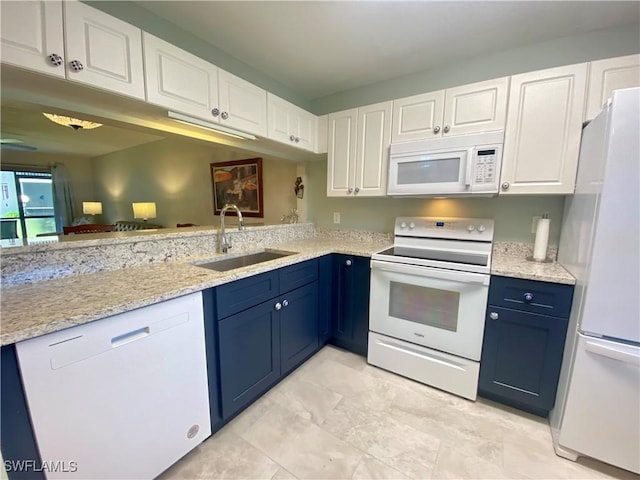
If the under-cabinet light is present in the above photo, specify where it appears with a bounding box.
[167,111,256,140]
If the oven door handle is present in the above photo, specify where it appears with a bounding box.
[371,260,490,286]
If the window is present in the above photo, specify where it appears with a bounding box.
[1,170,56,239]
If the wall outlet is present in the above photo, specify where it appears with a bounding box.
[333,212,341,224]
[531,216,542,233]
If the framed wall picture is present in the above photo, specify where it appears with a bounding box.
[210,158,264,217]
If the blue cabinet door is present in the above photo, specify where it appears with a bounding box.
[280,283,319,375]
[479,306,568,416]
[318,255,333,345]
[218,300,281,419]
[331,255,370,356]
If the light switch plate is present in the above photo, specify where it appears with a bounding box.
[333,212,341,224]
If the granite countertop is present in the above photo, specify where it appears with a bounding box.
[1,236,575,346]
[0,237,391,346]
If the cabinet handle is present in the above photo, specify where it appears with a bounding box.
[354,187,360,193]
[48,53,63,67]
[221,112,229,120]
[69,60,84,72]
[346,259,352,266]
[433,126,440,134]
[523,293,534,302]
[274,302,282,311]
[501,182,510,190]
[489,312,499,320]
[282,299,289,307]
[443,125,450,133]
[290,135,296,142]
[211,108,220,117]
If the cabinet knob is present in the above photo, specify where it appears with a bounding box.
[354,187,360,193]
[282,299,289,307]
[489,312,499,320]
[501,182,510,190]
[48,53,63,66]
[433,126,441,134]
[348,187,353,194]
[69,60,84,72]
[345,259,352,266]
[524,293,534,302]
[221,112,229,120]
[211,108,220,117]
[274,302,282,311]
[290,135,296,142]
[295,137,300,143]
[443,125,450,133]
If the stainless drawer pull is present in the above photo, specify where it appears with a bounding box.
[523,293,534,302]
[490,312,499,320]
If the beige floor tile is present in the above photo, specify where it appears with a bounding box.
[351,455,410,480]
[240,403,364,479]
[224,394,277,436]
[271,467,298,480]
[268,377,343,425]
[158,428,280,480]
[322,397,439,479]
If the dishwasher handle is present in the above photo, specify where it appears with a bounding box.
[111,327,150,348]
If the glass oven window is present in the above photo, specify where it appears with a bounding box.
[397,157,460,185]
[389,281,460,332]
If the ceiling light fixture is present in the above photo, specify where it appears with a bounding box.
[42,113,103,130]
[167,111,256,140]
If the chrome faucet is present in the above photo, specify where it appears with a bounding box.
[220,203,245,253]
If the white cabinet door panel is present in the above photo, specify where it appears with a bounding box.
[218,69,267,136]
[266,93,316,150]
[501,64,587,195]
[392,90,444,143]
[327,109,358,197]
[291,106,316,151]
[355,101,392,196]
[0,0,65,78]
[586,54,640,120]
[443,77,509,136]
[64,1,144,99]
[143,32,217,120]
[267,93,292,143]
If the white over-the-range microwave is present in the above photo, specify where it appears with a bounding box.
[387,131,504,197]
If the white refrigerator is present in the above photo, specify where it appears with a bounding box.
[550,87,640,474]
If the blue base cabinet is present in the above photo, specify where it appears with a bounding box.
[330,254,370,357]
[479,275,574,416]
[281,283,319,375]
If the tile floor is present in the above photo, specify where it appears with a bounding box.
[160,346,638,480]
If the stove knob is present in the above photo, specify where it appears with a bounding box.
[400,222,407,229]
[467,224,475,232]
[409,222,416,229]
[478,224,486,233]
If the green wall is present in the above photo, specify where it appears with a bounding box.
[305,159,565,245]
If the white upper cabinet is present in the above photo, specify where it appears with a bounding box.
[144,33,266,136]
[0,1,65,78]
[391,77,508,143]
[64,1,145,100]
[266,94,316,151]
[218,69,267,137]
[500,63,588,195]
[143,32,218,121]
[586,54,640,120]
[327,101,392,197]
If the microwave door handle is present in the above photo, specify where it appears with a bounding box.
[464,152,473,188]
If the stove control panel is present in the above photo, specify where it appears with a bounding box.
[395,216,495,240]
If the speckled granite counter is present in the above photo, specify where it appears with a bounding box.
[1,231,575,346]
[491,241,575,285]
[0,235,392,346]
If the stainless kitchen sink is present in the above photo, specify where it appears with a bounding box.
[194,250,296,272]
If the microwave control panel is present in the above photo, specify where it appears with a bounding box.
[473,148,498,184]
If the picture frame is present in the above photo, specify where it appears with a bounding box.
[210,158,264,218]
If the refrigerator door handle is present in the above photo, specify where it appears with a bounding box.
[585,340,640,366]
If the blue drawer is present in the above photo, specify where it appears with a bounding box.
[216,270,279,319]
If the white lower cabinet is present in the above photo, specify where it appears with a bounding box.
[327,101,392,197]
[586,54,640,121]
[500,63,588,195]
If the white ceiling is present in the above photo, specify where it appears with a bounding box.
[135,1,640,100]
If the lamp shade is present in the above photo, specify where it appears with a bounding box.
[132,202,157,220]
[82,201,102,215]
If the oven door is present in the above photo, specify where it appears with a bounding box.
[387,148,473,196]
[369,260,489,361]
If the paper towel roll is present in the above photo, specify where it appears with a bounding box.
[533,218,550,261]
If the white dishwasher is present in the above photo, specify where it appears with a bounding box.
[16,292,211,479]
